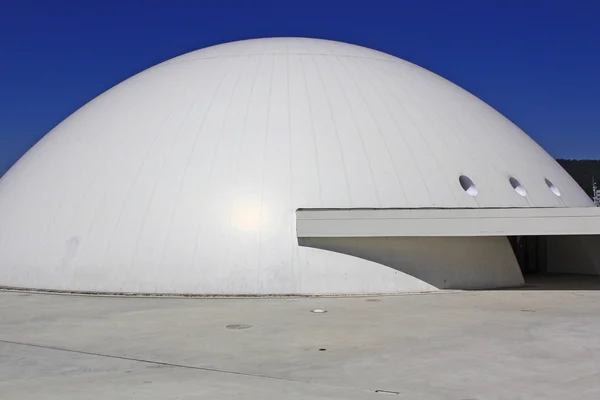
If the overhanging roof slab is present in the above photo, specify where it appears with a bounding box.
[296,207,600,237]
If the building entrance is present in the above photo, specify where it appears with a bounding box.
[508,236,548,274]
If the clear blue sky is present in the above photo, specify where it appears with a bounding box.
[1,0,599,175]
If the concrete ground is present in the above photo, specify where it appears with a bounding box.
[1,276,600,399]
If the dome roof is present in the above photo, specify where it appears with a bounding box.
[0,37,591,294]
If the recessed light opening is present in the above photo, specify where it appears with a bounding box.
[459,175,478,196]
[509,177,527,197]
[544,178,561,196]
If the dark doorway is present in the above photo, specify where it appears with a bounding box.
[508,236,548,274]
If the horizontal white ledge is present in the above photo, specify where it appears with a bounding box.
[296,207,600,237]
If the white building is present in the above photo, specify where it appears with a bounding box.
[1,38,599,295]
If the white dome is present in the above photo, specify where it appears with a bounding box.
[0,38,592,294]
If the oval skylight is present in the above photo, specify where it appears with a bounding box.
[459,175,478,196]
[544,178,561,196]
[509,177,527,197]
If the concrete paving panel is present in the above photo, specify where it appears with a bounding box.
[1,277,600,399]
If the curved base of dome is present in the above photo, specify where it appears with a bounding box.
[0,236,534,296]
[0,285,441,298]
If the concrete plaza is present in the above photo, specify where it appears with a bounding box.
[1,275,599,399]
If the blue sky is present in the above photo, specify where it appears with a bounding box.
[1,0,599,175]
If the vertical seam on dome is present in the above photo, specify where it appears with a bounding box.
[257,54,277,286]
[61,74,177,280]
[186,56,248,284]
[361,63,464,206]
[482,100,556,204]
[333,55,410,206]
[406,67,524,207]
[0,78,144,264]
[437,74,565,206]
[298,56,324,207]
[338,56,429,206]
[319,47,382,207]
[100,68,207,275]
[395,65,495,204]
[510,127,570,205]
[286,44,299,291]
[357,58,463,206]
[309,53,353,206]
[27,89,129,269]
[255,40,271,293]
[223,54,263,259]
[204,55,254,293]
[383,62,500,206]
[453,95,525,204]
[158,57,251,274]
[40,91,141,267]
[217,54,265,292]
[127,60,246,274]
[110,56,237,281]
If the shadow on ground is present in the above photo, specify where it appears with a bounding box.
[497,274,600,291]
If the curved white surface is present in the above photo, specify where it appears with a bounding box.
[0,37,592,294]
